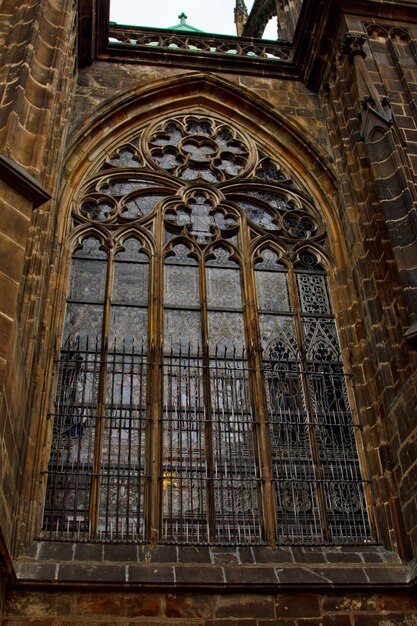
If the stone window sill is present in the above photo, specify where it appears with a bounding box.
[13,543,413,589]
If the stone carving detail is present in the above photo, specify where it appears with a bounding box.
[165,189,237,244]
[231,193,321,241]
[341,30,393,139]
[76,185,170,225]
[147,116,252,181]
[108,24,292,62]
[341,32,367,61]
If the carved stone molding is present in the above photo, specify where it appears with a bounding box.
[341,32,367,62]
[340,32,393,139]
[0,155,51,209]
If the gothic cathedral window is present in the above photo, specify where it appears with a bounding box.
[39,114,373,546]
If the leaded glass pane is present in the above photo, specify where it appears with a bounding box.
[165,243,198,266]
[109,308,148,350]
[274,479,322,544]
[99,179,156,197]
[165,265,199,307]
[255,270,290,312]
[80,200,114,222]
[108,146,142,168]
[121,193,167,219]
[113,261,148,307]
[73,237,107,259]
[247,190,290,210]
[208,312,245,355]
[161,354,207,543]
[99,350,148,541]
[210,355,261,544]
[297,272,331,314]
[164,310,201,354]
[69,259,107,303]
[182,140,216,162]
[116,239,149,262]
[206,267,242,309]
[302,318,340,362]
[235,200,278,230]
[255,158,289,182]
[63,304,104,348]
[69,239,107,304]
[42,346,99,537]
[324,480,370,543]
[206,247,238,267]
[259,315,298,359]
[98,474,146,541]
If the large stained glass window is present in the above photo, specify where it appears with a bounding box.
[40,114,373,545]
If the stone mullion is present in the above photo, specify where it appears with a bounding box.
[88,244,114,538]
[240,226,277,546]
[148,211,164,542]
[199,250,216,542]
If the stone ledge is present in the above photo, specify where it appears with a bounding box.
[19,542,402,566]
[0,154,51,208]
[12,560,412,588]
[13,542,412,589]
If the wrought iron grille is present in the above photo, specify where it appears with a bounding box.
[40,342,373,545]
[264,354,371,545]
[42,339,148,541]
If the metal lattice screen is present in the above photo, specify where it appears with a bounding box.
[40,343,372,545]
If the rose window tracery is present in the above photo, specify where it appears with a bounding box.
[164,189,238,243]
[146,116,252,182]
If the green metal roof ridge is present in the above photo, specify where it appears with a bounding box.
[167,12,205,32]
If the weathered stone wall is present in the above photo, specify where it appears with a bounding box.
[0,0,77,557]
[3,588,417,625]
[320,14,417,560]
[70,62,331,157]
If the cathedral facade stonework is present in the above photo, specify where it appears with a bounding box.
[0,1,417,623]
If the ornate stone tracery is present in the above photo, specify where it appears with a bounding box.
[41,111,372,547]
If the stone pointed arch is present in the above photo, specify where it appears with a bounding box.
[62,72,344,266]
[33,71,375,551]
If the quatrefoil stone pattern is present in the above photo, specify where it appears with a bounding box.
[165,192,237,243]
[146,116,252,182]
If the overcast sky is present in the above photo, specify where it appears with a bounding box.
[110,1,277,38]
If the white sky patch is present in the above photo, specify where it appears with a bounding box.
[109,1,280,38]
